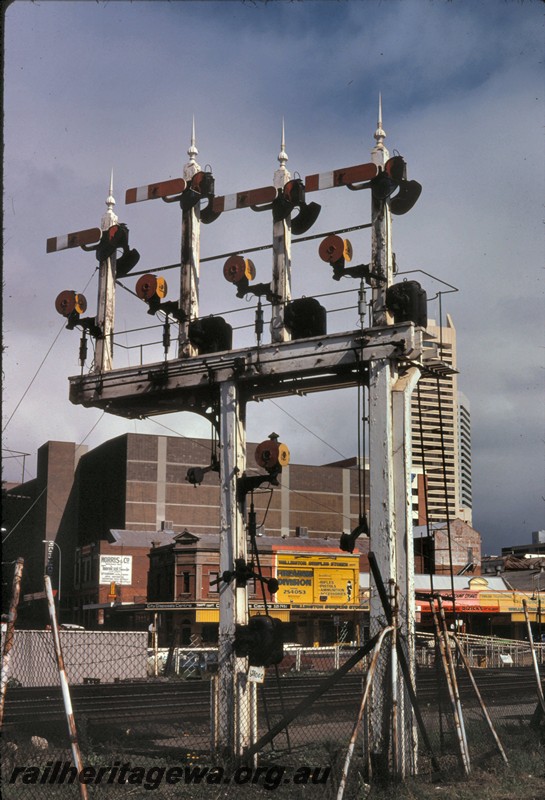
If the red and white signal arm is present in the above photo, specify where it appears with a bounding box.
[305,162,378,193]
[46,227,101,253]
[125,178,187,204]
[210,185,277,215]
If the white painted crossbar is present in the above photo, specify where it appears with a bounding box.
[305,162,378,193]
[46,227,102,253]
[125,178,187,204]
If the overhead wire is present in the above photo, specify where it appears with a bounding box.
[3,267,98,434]
[267,399,348,461]
[2,411,106,545]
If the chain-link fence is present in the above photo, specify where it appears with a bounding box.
[1,629,544,799]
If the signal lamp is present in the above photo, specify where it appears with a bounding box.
[234,615,285,668]
[385,280,427,328]
[223,255,257,297]
[116,246,140,278]
[55,290,88,318]
[319,234,353,280]
[188,316,232,354]
[180,170,216,211]
[389,180,422,216]
[255,432,290,473]
[371,155,422,215]
[273,178,321,235]
[339,515,370,553]
[135,274,168,314]
[54,290,100,336]
[97,223,125,261]
[284,297,327,339]
[183,169,218,222]
[96,222,140,277]
[192,170,215,197]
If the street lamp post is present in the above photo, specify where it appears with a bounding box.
[43,540,61,618]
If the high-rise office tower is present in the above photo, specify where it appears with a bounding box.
[411,315,472,525]
[457,391,473,523]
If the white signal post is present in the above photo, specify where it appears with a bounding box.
[216,382,251,758]
[270,121,292,343]
[179,119,201,358]
[93,171,118,373]
[368,96,418,776]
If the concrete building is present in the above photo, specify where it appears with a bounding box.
[411,315,473,525]
[457,392,473,521]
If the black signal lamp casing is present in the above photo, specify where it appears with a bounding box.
[284,297,327,339]
[234,615,284,668]
[193,170,215,197]
[188,316,233,354]
[97,223,128,262]
[385,281,427,328]
[116,247,140,278]
[272,179,321,235]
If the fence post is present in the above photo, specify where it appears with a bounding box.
[522,599,545,717]
[0,558,24,730]
[431,597,470,776]
[45,575,88,800]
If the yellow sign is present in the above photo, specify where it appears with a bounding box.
[276,555,359,606]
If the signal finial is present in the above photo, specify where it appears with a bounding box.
[101,169,118,231]
[274,117,291,189]
[371,93,389,166]
[184,115,201,180]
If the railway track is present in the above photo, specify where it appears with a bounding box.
[3,667,543,730]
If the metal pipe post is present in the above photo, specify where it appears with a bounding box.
[449,633,508,764]
[432,597,470,775]
[522,598,545,716]
[337,626,394,800]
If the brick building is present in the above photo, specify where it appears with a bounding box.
[143,529,367,647]
[2,433,373,628]
[3,432,478,639]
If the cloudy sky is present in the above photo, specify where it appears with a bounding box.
[2,0,544,555]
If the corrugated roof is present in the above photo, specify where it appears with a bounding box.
[108,530,176,548]
[359,573,510,591]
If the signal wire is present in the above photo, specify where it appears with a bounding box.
[2,321,66,434]
[2,412,105,545]
[267,399,348,460]
[3,268,98,434]
[248,493,291,752]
